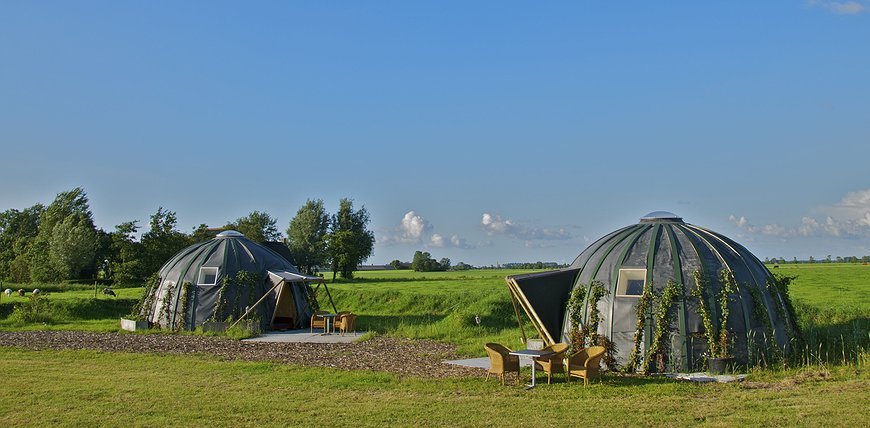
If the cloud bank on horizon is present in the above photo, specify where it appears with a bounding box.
[730,189,870,239]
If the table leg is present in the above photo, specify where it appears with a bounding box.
[527,360,537,389]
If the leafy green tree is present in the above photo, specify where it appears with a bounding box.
[29,188,98,282]
[189,223,218,243]
[108,221,146,284]
[0,204,43,282]
[411,251,430,271]
[411,251,445,272]
[327,199,374,280]
[453,262,472,271]
[141,207,190,276]
[226,210,281,243]
[389,259,404,269]
[286,199,330,275]
[48,216,97,280]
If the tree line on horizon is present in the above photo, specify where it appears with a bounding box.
[0,188,374,284]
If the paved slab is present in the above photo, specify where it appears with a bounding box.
[665,372,746,383]
[243,329,364,344]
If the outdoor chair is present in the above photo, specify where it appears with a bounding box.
[533,342,569,384]
[566,346,606,385]
[484,343,521,386]
[310,310,329,333]
[334,313,357,335]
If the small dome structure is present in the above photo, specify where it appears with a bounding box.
[507,213,796,371]
[143,231,327,331]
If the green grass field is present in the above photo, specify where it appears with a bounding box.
[1,266,868,426]
[1,347,867,427]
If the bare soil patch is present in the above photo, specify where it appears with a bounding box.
[0,331,485,379]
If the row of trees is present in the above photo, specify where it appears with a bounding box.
[764,256,870,264]
[0,188,374,284]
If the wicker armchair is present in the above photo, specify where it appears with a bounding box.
[334,313,357,335]
[310,310,329,333]
[484,343,521,386]
[533,342,569,384]
[566,346,606,385]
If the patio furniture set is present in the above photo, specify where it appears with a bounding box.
[311,311,358,335]
[484,342,605,388]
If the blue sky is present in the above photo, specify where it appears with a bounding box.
[2,1,869,265]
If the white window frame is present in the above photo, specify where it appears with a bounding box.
[198,267,219,286]
[616,268,647,297]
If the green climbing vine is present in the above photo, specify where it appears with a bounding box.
[768,273,801,341]
[211,276,230,322]
[566,285,588,354]
[642,280,683,374]
[691,269,737,359]
[691,270,719,358]
[717,270,737,358]
[159,283,175,329]
[746,282,778,363]
[129,273,160,321]
[565,281,617,371]
[624,279,654,372]
[176,282,192,331]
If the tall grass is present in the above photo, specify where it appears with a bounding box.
[323,275,529,355]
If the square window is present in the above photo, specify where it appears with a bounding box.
[617,268,647,297]
[198,267,218,285]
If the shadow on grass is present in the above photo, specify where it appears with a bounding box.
[0,298,138,323]
[356,314,448,332]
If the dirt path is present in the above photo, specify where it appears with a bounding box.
[0,331,486,379]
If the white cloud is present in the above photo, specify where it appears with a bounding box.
[379,211,474,249]
[481,212,573,241]
[730,189,870,239]
[400,211,431,242]
[808,0,866,15]
[379,210,433,245]
[729,214,790,237]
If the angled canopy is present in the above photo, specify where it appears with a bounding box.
[506,268,579,344]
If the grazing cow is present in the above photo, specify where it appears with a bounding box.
[32,289,41,295]
[3,289,10,296]
[17,289,25,296]
[102,288,117,297]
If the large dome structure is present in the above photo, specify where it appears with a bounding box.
[142,231,327,331]
[507,212,797,371]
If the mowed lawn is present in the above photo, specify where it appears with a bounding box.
[1,266,868,426]
[771,263,870,312]
[1,347,867,427]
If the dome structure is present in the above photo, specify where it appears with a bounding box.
[143,231,327,331]
[506,213,796,371]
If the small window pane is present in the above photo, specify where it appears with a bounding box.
[199,267,218,285]
[625,279,645,295]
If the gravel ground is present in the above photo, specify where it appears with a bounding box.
[0,331,486,379]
